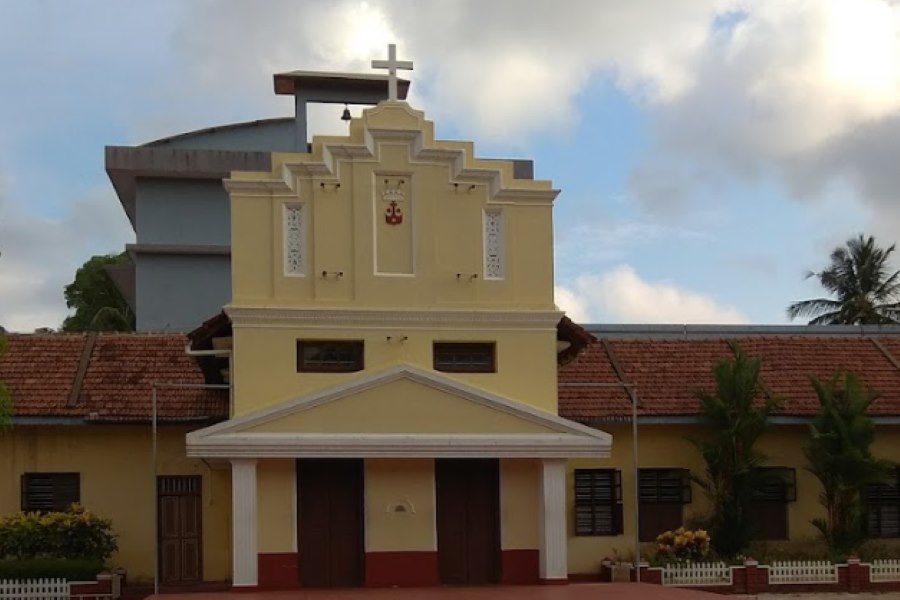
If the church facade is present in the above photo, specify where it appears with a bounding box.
[3,47,900,592]
[184,72,612,586]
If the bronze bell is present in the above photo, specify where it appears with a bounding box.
[341,104,352,121]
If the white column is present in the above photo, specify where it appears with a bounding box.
[538,458,568,582]
[231,458,258,588]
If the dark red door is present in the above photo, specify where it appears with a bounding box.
[435,459,500,584]
[157,476,202,584]
[297,459,364,587]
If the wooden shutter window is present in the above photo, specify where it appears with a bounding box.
[865,469,900,538]
[21,473,80,512]
[638,469,691,542]
[574,469,623,536]
[750,467,796,540]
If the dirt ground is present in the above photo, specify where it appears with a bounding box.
[755,594,900,599]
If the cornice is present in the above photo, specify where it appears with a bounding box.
[186,432,610,459]
[225,306,563,329]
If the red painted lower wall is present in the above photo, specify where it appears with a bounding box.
[365,551,439,587]
[257,552,299,590]
[501,549,540,584]
[256,548,541,588]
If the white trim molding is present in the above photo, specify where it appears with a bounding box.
[231,458,258,588]
[186,365,611,460]
[224,306,562,330]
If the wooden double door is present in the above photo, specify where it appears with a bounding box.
[296,459,364,587]
[435,458,501,585]
[295,458,501,587]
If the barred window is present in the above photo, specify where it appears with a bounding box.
[297,340,364,373]
[866,469,900,538]
[433,342,496,373]
[21,473,80,512]
[574,469,623,536]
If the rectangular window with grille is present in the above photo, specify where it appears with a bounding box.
[574,469,623,536]
[433,342,496,373]
[866,469,900,538]
[297,340,364,373]
[21,473,80,512]
[750,467,796,540]
[638,468,691,541]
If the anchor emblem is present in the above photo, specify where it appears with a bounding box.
[385,201,403,225]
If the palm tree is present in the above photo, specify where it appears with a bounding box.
[787,235,900,325]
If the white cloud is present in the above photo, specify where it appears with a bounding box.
[554,286,589,323]
[564,265,749,324]
[0,169,133,332]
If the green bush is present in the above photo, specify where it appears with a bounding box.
[0,557,104,581]
[0,505,117,562]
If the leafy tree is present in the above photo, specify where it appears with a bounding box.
[805,371,895,560]
[0,335,10,431]
[787,234,900,324]
[691,342,780,557]
[61,252,134,332]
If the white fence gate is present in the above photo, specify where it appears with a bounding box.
[769,560,838,584]
[662,562,733,586]
[871,559,900,583]
[0,578,68,600]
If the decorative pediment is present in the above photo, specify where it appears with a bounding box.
[186,365,610,459]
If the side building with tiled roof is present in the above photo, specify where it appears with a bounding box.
[558,324,900,575]
[0,333,231,582]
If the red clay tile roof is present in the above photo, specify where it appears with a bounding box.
[559,336,900,421]
[1,333,227,423]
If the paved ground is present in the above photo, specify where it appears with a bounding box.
[144,583,729,599]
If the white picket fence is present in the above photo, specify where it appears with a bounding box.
[0,578,68,599]
[662,561,733,586]
[769,560,838,584]
[871,559,900,583]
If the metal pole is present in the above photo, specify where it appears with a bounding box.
[559,381,640,582]
[151,385,158,597]
[632,389,640,583]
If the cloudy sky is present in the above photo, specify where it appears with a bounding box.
[2,0,900,331]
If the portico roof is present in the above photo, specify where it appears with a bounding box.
[186,364,611,459]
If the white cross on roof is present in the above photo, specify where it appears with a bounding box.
[372,44,413,101]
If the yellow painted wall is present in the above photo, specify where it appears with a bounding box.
[230,104,556,311]
[231,327,558,416]
[245,378,557,434]
[566,422,900,575]
[0,425,231,583]
[257,459,295,553]
[500,459,539,549]
[228,101,560,419]
[365,459,435,552]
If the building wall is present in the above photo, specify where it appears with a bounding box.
[565,422,900,576]
[135,255,231,331]
[228,103,560,416]
[0,425,231,583]
[135,179,231,247]
[231,327,558,416]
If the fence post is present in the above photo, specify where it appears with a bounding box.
[846,557,865,593]
[744,559,767,594]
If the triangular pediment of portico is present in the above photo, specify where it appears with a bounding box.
[186,365,611,459]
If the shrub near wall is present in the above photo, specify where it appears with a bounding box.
[0,505,116,580]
